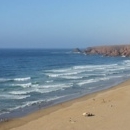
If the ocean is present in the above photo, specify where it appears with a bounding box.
[0,49,130,119]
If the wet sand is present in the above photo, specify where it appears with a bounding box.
[1,80,130,130]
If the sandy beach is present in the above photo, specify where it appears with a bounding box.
[1,79,130,130]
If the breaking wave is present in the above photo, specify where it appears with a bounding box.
[13,77,31,81]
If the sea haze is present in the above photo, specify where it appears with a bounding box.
[0,49,130,118]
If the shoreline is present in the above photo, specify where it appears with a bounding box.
[1,79,130,130]
[0,76,126,120]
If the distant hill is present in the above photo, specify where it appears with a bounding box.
[83,45,130,57]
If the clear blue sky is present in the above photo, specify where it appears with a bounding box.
[0,0,130,48]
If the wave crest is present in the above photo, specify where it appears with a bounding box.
[14,77,31,81]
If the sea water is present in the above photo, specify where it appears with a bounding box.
[0,49,130,118]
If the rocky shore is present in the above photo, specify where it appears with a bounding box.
[74,45,130,57]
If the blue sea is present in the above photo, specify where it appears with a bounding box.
[0,49,130,119]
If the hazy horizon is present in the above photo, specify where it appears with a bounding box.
[0,0,130,48]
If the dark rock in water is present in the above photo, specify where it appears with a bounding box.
[84,45,130,57]
[73,48,82,53]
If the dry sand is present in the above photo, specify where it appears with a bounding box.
[1,80,130,130]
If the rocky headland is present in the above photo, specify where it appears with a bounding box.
[83,45,130,57]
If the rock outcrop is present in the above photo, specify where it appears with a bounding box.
[73,48,82,53]
[84,45,130,57]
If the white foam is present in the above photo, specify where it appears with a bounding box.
[46,95,66,102]
[9,85,41,95]
[35,83,73,93]
[23,100,43,107]
[72,65,109,73]
[73,64,117,70]
[9,91,28,95]
[0,77,31,83]
[32,88,58,94]
[23,97,61,106]
[47,71,80,78]
[107,75,123,79]
[84,73,106,76]
[9,83,73,95]
[7,100,43,112]
[73,65,93,70]
[8,95,68,112]
[45,80,54,83]
[45,64,122,83]
[38,83,73,89]
[46,68,71,73]
[23,95,67,106]
[13,77,31,81]
[9,89,35,95]
[60,76,83,79]
[7,95,70,114]
[35,89,54,93]
[108,67,125,71]
[78,79,98,86]
[78,77,110,86]
[11,83,32,88]
[0,111,10,116]
[0,94,30,100]
[47,74,60,77]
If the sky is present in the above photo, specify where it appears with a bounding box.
[0,0,130,48]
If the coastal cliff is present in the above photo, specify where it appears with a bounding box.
[84,45,130,57]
